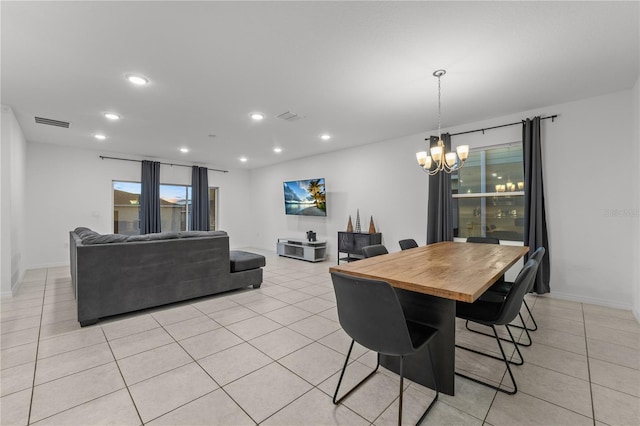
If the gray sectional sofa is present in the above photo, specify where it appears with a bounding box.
[70,227,265,326]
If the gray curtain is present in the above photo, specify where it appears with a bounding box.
[523,117,550,294]
[427,134,454,244]
[140,160,161,234]
[191,166,210,231]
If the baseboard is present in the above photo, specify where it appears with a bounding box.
[4,269,27,297]
[543,291,633,311]
[26,262,69,270]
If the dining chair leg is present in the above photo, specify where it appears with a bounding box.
[333,340,380,405]
[508,318,532,347]
[415,345,439,425]
[398,356,404,426]
[457,324,524,366]
[455,325,520,395]
[507,299,538,331]
[465,311,533,348]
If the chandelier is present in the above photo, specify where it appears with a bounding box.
[416,70,469,175]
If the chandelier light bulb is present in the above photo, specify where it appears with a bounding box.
[416,151,427,166]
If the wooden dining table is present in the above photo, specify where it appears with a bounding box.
[329,241,529,395]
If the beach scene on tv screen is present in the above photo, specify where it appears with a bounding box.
[283,178,326,216]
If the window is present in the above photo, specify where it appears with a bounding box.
[113,181,218,234]
[452,143,524,241]
[113,181,141,235]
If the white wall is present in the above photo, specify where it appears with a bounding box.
[250,134,429,261]
[632,76,640,321]
[1,106,27,295]
[14,86,639,311]
[25,142,252,268]
[250,89,637,310]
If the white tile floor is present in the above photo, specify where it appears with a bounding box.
[1,249,639,425]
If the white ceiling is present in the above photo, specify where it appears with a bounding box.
[2,1,638,170]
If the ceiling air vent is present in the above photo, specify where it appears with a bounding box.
[276,111,303,122]
[35,116,70,128]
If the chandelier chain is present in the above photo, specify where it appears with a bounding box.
[437,74,442,139]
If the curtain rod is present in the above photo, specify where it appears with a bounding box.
[448,115,558,137]
[99,156,229,173]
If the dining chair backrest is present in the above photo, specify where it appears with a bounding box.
[529,246,545,264]
[466,236,500,245]
[330,272,414,356]
[398,239,419,250]
[494,259,537,326]
[525,246,545,291]
[362,244,388,258]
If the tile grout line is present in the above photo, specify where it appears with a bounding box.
[253,330,372,425]
[582,303,597,426]
[511,298,596,421]
[153,320,260,425]
[23,263,634,425]
[100,326,145,425]
[484,294,532,424]
[156,298,353,424]
[26,271,48,425]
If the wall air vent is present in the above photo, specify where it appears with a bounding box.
[35,116,70,128]
[276,111,303,122]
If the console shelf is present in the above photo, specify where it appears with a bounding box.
[337,232,382,264]
[277,238,327,262]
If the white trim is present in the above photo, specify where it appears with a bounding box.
[544,291,633,311]
[5,269,27,297]
[454,191,524,198]
[26,262,69,270]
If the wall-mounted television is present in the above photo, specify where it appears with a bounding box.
[283,178,326,216]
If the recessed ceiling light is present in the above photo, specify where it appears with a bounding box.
[126,73,149,85]
[273,147,282,153]
[104,112,120,120]
[94,134,107,140]
[250,113,264,121]
[320,134,331,141]
[179,147,189,153]
[239,157,248,162]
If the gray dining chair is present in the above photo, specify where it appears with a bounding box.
[398,239,419,250]
[484,247,545,333]
[361,244,388,258]
[465,237,540,346]
[455,259,538,394]
[331,271,439,425]
[466,236,500,244]
[466,246,545,348]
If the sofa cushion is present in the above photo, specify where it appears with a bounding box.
[147,232,180,240]
[81,233,129,245]
[178,230,228,238]
[126,234,150,242]
[230,251,266,272]
[74,227,95,239]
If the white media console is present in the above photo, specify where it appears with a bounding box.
[277,238,327,262]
